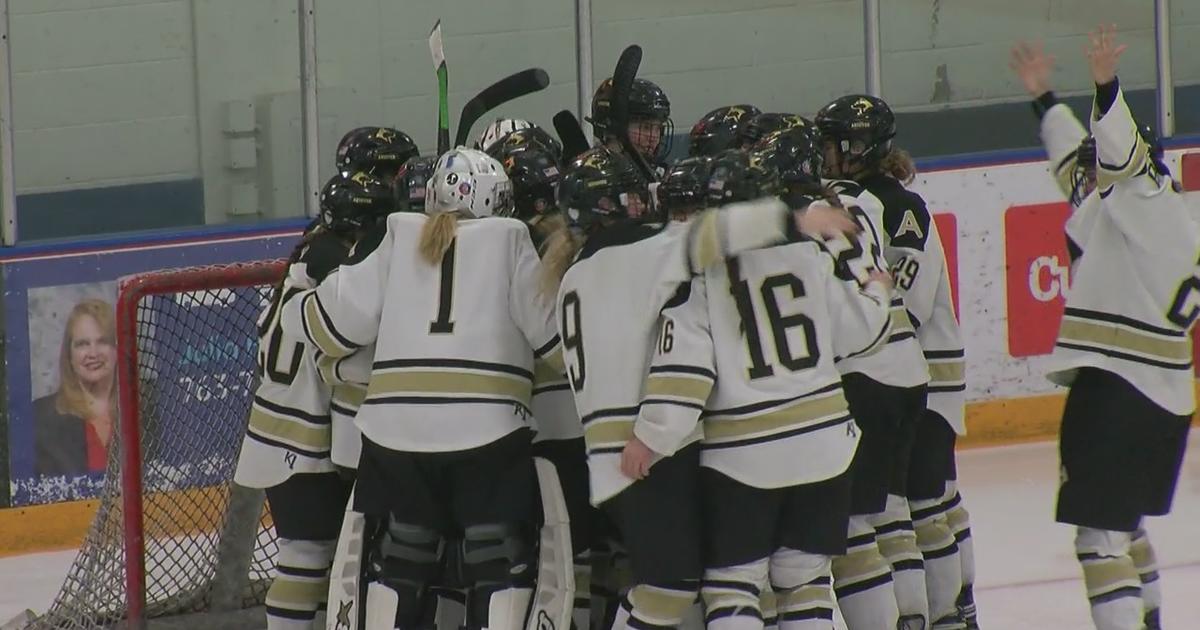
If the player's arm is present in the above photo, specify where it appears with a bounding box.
[1084,25,1151,191]
[279,224,392,358]
[821,247,894,359]
[685,198,861,273]
[1010,40,1089,198]
[509,226,565,373]
[631,277,715,459]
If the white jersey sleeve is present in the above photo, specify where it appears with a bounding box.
[1091,81,1151,191]
[1040,102,1090,199]
[633,276,714,458]
[280,227,393,358]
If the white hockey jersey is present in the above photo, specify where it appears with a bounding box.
[234,238,345,488]
[857,175,966,434]
[700,238,891,489]
[558,199,804,505]
[280,212,564,453]
[826,186,930,388]
[527,215,584,443]
[1041,82,1200,416]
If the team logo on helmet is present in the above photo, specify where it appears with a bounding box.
[851,98,874,115]
[373,128,397,143]
[725,106,749,122]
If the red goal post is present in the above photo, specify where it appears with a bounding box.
[31,260,288,629]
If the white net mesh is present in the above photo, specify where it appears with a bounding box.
[32,261,287,629]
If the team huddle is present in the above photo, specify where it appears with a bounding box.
[229,26,1194,630]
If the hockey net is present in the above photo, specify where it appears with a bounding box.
[31,260,288,630]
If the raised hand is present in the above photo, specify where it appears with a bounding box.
[1010,40,1056,98]
[1086,24,1127,85]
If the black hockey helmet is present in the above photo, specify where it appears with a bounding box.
[487,126,565,163]
[336,127,420,180]
[490,142,563,220]
[319,171,396,233]
[737,113,809,149]
[392,155,439,212]
[589,77,674,161]
[557,146,650,231]
[706,149,781,206]
[814,95,897,172]
[658,156,714,217]
[750,127,825,192]
[689,104,762,157]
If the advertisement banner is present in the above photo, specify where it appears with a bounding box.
[1003,202,1071,358]
[5,230,299,506]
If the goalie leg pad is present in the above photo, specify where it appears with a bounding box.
[363,518,446,629]
[461,522,538,630]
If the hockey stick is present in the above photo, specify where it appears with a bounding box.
[429,20,451,155]
[610,45,658,182]
[454,68,551,148]
[553,110,590,162]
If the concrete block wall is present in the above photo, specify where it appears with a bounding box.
[4,0,1199,239]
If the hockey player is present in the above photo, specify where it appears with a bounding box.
[657,156,714,220]
[234,171,395,629]
[394,155,440,213]
[806,99,938,630]
[337,126,421,181]
[479,120,565,161]
[738,113,809,151]
[486,133,563,221]
[487,130,599,629]
[817,94,973,628]
[280,148,563,630]
[588,77,674,170]
[540,146,863,630]
[1011,27,1196,630]
[698,132,895,630]
[688,105,762,157]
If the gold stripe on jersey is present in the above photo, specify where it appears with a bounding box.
[703,386,848,444]
[688,211,724,271]
[314,352,339,385]
[367,370,532,404]
[926,360,965,386]
[332,383,367,408]
[302,293,355,358]
[538,346,566,375]
[888,303,916,336]
[247,404,331,454]
[584,420,634,446]
[644,375,714,407]
[1057,316,1190,366]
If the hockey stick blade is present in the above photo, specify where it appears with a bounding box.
[429,20,450,155]
[553,110,590,162]
[454,68,551,148]
[611,45,658,182]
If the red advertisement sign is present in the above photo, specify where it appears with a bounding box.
[1182,152,1200,192]
[1004,202,1071,357]
[932,213,959,318]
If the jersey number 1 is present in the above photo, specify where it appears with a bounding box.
[728,260,819,380]
[430,241,457,333]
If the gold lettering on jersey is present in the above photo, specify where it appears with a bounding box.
[895,209,924,239]
[851,98,873,115]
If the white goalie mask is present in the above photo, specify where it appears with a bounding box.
[474,118,535,153]
[425,148,514,218]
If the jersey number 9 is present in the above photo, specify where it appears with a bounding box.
[561,291,586,391]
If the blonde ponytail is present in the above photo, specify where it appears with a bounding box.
[540,225,584,298]
[880,147,917,185]
[418,212,460,265]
